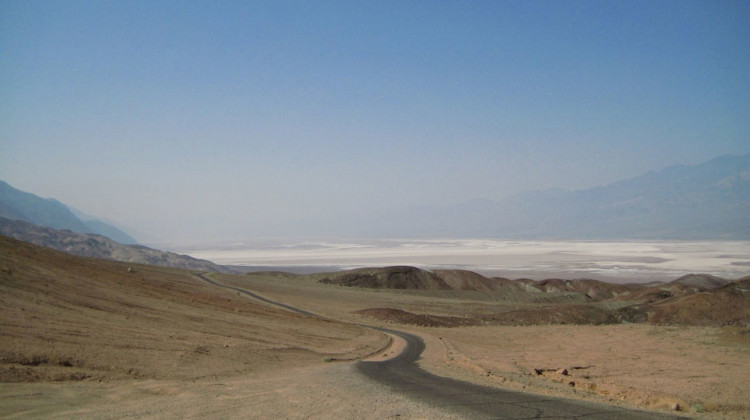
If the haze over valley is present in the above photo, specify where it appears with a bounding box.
[2,2,749,419]
[3,2,749,244]
[3,154,749,282]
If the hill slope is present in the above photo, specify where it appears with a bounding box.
[0,217,224,272]
[644,279,750,326]
[317,265,748,327]
[0,235,384,382]
[319,266,451,290]
[0,181,137,244]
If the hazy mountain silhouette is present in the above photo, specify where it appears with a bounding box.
[284,154,750,239]
[0,181,137,244]
[0,217,224,272]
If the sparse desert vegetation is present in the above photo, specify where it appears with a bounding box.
[0,236,396,418]
[4,1,749,418]
[219,267,750,419]
[2,236,749,419]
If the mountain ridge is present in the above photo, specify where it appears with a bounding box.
[277,153,750,239]
[0,217,226,272]
[0,181,137,244]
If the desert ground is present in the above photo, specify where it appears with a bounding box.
[2,235,749,419]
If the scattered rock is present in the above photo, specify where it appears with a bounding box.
[557,368,569,376]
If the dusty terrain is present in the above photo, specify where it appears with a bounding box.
[419,325,749,418]
[0,236,421,418]
[2,235,749,419]
[219,269,750,419]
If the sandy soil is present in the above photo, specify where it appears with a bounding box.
[0,236,418,419]
[1,362,463,420]
[3,236,749,419]
[414,325,750,419]
[221,272,750,419]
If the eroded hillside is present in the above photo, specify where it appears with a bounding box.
[312,266,750,327]
[0,235,385,382]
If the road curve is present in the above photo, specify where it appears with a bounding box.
[195,274,687,420]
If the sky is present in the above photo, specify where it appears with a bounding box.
[1,0,749,243]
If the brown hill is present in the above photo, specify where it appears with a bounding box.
[318,266,598,296]
[669,273,731,289]
[515,278,632,300]
[611,282,711,304]
[338,265,749,327]
[645,279,750,326]
[319,266,451,290]
[432,269,517,291]
[311,264,749,327]
[0,235,384,382]
[0,217,226,272]
[354,308,471,327]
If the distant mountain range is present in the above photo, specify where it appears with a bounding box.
[0,180,226,271]
[0,181,137,244]
[284,154,750,239]
[0,217,225,272]
[3,153,749,244]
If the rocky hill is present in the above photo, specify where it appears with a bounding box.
[644,278,750,326]
[319,266,451,290]
[319,265,749,327]
[0,217,225,272]
[669,273,732,289]
[0,181,137,244]
[316,266,639,298]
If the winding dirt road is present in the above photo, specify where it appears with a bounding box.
[195,274,686,419]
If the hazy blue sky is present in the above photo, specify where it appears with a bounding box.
[1,0,749,242]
